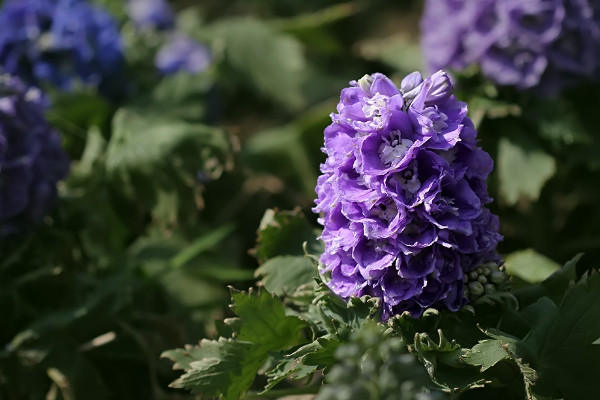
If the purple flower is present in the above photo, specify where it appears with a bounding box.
[0,0,125,98]
[127,0,174,30]
[421,0,600,94]
[0,75,69,235]
[313,71,502,319]
[155,34,212,75]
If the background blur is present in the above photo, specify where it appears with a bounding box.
[1,0,599,398]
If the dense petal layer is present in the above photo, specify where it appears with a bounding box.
[314,71,501,318]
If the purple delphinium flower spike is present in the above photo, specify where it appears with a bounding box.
[313,71,502,319]
[0,75,69,236]
[420,0,600,94]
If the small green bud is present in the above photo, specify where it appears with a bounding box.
[477,275,488,284]
[476,267,483,275]
[468,281,484,297]
[482,266,491,276]
[469,270,478,280]
[357,74,374,95]
[484,284,496,294]
[490,271,506,284]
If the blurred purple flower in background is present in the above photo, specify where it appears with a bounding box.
[421,0,600,94]
[155,34,212,75]
[127,0,174,30]
[0,75,69,236]
[313,71,502,318]
[0,0,125,98]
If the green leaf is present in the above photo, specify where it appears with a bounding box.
[355,34,423,76]
[207,18,306,109]
[497,137,556,206]
[253,208,319,262]
[528,100,592,145]
[514,253,582,308]
[271,3,361,53]
[462,331,538,399]
[231,289,307,351]
[166,338,262,400]
[171,224,236,269]
[263,355,318,393]
[462,340,510,372]
[255,255,316,297]
[545,271,600,350]
[106,107,228,175]
[519,298,558,354]
[540,253,582,305]
[244,125,318,197]
[43,337,110,400]
[314,294,380,338]
[504,249,561,284]
[164,289,309,399]
[509,272,600,400]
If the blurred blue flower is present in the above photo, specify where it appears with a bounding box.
[155,34,212,75]
[127,0,174,30]
[0,75,69,235]
[421,0,600,94]
[0,0,125,97]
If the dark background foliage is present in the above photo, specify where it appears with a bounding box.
[0,0,598,398]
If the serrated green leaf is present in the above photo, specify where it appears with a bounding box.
[255,255,315,296]
[253,208,319,262]
[462,333,537,399]
[541,253,582,305]
[166,338,261,400]
[497,137,556,206]
[519,298,558,354]
[263,356,318,393]
[505,249,561,284]
[231,289,307,351]
[545,271,600,349]
[462,340,511,372]
[514,254,582,308]
[106,108,228,175]
[315,294,380,338]
[207,18,306,109]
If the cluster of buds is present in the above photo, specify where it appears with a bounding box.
[463,263,510,301]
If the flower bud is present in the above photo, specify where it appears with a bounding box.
[468,282,484,297]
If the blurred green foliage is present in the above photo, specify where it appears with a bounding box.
[1,0,599,398]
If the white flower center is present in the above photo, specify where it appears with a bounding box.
[372,201,397,221]
[422,106,448,134]
[362,92,389,128]
[378,131,413,166]
[398,167,421,194]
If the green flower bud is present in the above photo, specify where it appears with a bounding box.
[484,284,496,294]
[468,281,484,297]
[490,271,506,284]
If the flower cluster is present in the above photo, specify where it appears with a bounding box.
[0,75,69,235]
[314,71,502,318]
[420,0,600,94]
[0,0,125,97]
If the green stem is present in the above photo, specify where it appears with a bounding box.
[243,385,321,399]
